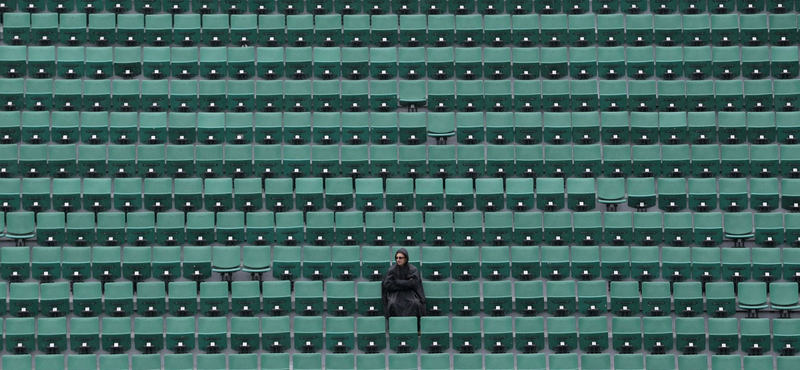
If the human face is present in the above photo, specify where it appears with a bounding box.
[395,254,407,266]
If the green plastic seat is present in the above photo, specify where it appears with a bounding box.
[511,244,540,280]
[445,178,474,213]
[598,246,629,283]
[273,247,301,280]
[615,354,644,370]
[566,178,596,211]
[419,316,448,353]
[672,282,703,317]
[101,317,131,354]
[775,80,800,111]
[59,248,90,290]
[294,280,323,316]
[0,248,29,290]
[184,212,214,246]
[657,178,687,212]
[772,46,800,79]
[687,178,716,212]
[719,251,750,291]
[180,246,211,284]
[743,80,773,112]
[770,282,800,318]
[569,81,597,112]
[67,317,99,355]
[6,318,35,354]
[742,46,769,79]
[451,280,480,316]
[197,281,228,316]
[752,248,782,286]
[749,147,778,182]
[4,13,34,46]
[0,248,29,286]
[365,213,394,246]
[515,318,545,355]
[712,355,742,370]
[230,281,261,317]
[483,280,512,316]
[349,317,382,353]
[630,246,660,283]
[741,356,772,370]
[257,354,289,370]
[537,145,573,176]
[643,317,675,354]
[132,317,163,354]
[451,246,479,280]
[259,281,291,317]
[628,81,657,112]
[31,247,60,284]
[213,354,251,370]
[299,245,330,281]
[18,145,47,179]
[89,246,121,286]
[754,213,782,248]
[0,46,27,81]
[711,46,741,80]
[324,280,355,316]
[395,211,423,246]
[536,178,565,212]
[711,13,749,46]
[543,145,572,178]
[141,247,176,287]
[452,317,482,353]
[631,147,661,179]
[198,317,227,353]
[600,212,631,246]
[626,47,655,79]
[724,212,754,247]
[680,46,711,80]
[597,81,626,112]
[602,146,631,178]
[418,354,449,370]
[773,319,800,355]
[578,317,609,353]
[714,80,743,112]
[30,323,68,355]
[573,145,603,177]
[223,146,253,178]
[783,179,800,212]
[497,178,533,212]
[547,317,577,354]
[351,178,382,213]
[642,282,672,316]
[576,280,607,317]
[546,280,576,316]
[241,212,272,247]
[738,282,769,318]
[338,15,368,47]
[612,316,643,353]
[581,353,611,369]
[24,79,53,112]
[286,317,320,353]
[484,212,512,246]
[675,317,707,354]
[127,280,160,316]
[35,212,65,248]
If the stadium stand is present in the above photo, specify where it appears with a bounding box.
[1,0,800,368]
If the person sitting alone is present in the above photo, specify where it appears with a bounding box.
[382,248,426,320]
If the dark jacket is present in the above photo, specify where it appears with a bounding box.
[382,248,427,318]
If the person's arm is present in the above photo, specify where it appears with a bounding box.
[384,274,414,292]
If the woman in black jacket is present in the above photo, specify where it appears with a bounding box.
[382,248,426,319]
